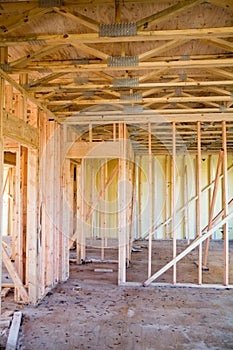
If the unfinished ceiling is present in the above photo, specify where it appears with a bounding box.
[0,0,233,153]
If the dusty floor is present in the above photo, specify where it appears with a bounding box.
[2,240,233,349]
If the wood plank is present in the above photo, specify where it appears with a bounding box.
[45,121,55,286]
[81,159,86,261]
[61,154,71,280]
[0,8,52,34]
[172,122,176,284]
[66,141,121,158]
[71,42,108,61]
[10,45,67,68]
[206,67,233,80]
[27,148,39,304]
[18,58,233,74]
[203,38,233,52]
[14,148,24,302]
[3,112,38,149]
[148,122,153,278]
[94,268,113,273]
[127,281,233,289]
[58,112,233,124]
[222,121,229,286]
[203,150,224,268]
[2,26,233,45]
[5,311,22,350]
[165,155,170,239]
[0,74,4,314]
[101,162,105,261]
[184,157,190,243]
[30,77,233,92]
[196,121,202,284]
[48,95,233,105]
[53,7,99,31]
[2,245,28,303]
[118,123,127,285]
[139,39,188,61]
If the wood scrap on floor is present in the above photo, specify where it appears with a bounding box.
[5,311,22,350]
[94,268,113,273]
[1,287,12,298]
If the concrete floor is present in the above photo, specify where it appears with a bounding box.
[1,240,233,349]
[15,240,233,350]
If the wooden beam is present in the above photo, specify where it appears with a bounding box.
[2,245,28,302]
[118,123,127,285]
[22,57,233,73]
[139,39,188,61]
[0,7,52,35]
[184,157,190,243]
[57,107,233,116]
[196,121,202,284]
[203,150,224,268]
[10,45,67,68]
[14,147,26,302]
[53,7,99,31]
[101,162,106,260]
[81,159,86,261]
[206,67,233,80]
[27,148,39,304]
[3,112,38,148]
[172,122,176,284]
[148,122,152,278]
[61,154,71,279]
[29,72,65,87]
[1,26,233,45]
[143,211,233,287]
[31,76,233,92]
[71,42,108,61]
[202,38,233,52]
[0,72,4,315]
[165,155,170,239]
[59,112,233,124]
[66,141,121,159]
[222,121,229,285]
[47,94,233,105]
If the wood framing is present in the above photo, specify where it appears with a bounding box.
[196,121,202,284]
[0,75,4,313]
[143,211,233,287]
[1,0,233,309]
[118,123,127,284]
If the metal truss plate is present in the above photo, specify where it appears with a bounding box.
[113,77,139,88]
[108,56,138,67]
[120,92,142,101]
[99,23,137,37]
[39,0,63,8]
[123,105,144,113]
[38,69,53,73]
[83,91,95,97]
[0,64,10,72]
[28,40,46,45]
[74,77,89,84]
